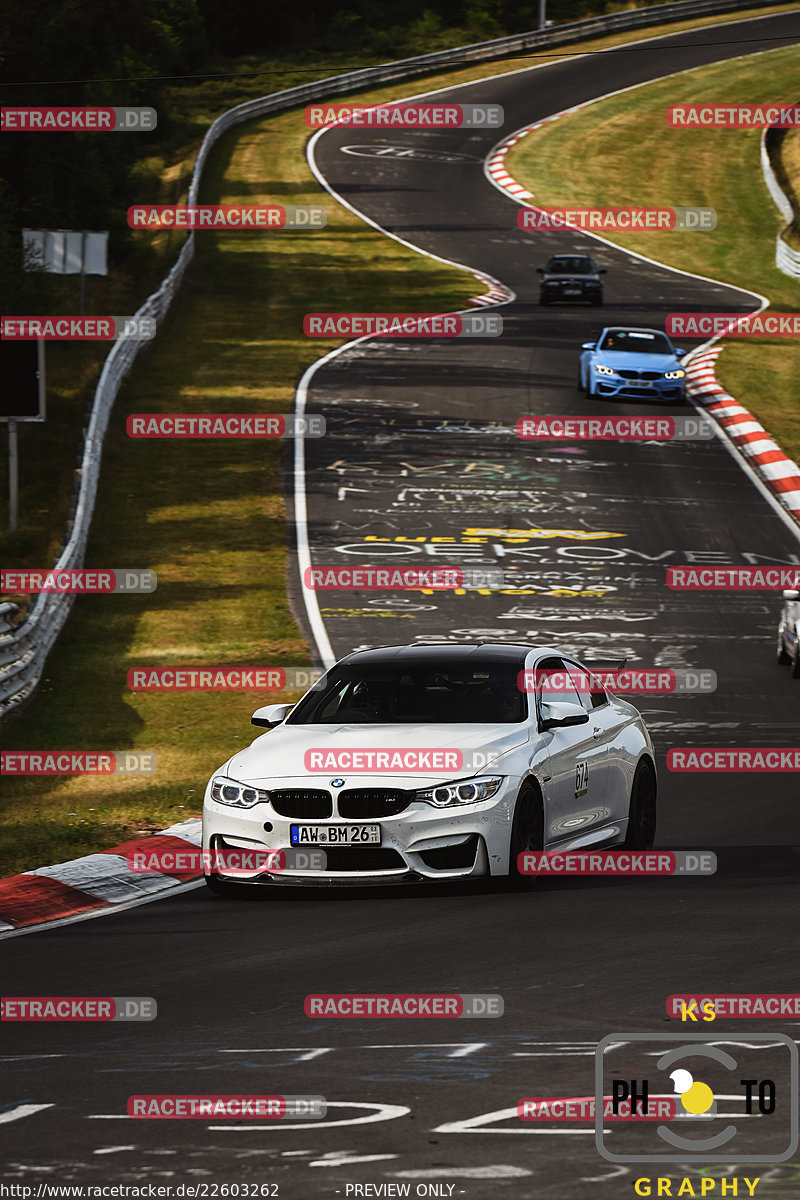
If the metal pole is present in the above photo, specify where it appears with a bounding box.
[8,419,18,533]
[79,231,87,315]
[539,0,546,28]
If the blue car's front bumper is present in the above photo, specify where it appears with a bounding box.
[591,372,685,401]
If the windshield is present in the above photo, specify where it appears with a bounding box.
[288,661,527,724]
[547,256,594,274]
[600,330,671,354]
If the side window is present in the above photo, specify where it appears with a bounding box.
[563,660,593,711]
[562,659,607,711]
[534,657,582,727]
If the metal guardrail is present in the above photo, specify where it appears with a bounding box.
[762,121,800,277]
[0,0,786,716]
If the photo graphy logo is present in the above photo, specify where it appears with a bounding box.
[595,1033,798,1163]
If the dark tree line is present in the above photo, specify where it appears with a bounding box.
[0,0,614,310]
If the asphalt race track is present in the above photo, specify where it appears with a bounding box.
[5,12,800,1199]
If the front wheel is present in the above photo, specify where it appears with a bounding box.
[624,760,657,850]
[505,784,544,887]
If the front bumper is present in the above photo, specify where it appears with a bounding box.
[202,773,521,885]
[541,282,602,302]
[592,375,684,401]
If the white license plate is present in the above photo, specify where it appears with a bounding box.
[290,824,380,845]
[629,380,654,387]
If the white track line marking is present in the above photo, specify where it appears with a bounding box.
[0,1104,55,1124]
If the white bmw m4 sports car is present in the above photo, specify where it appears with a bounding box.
[202,642,657,892]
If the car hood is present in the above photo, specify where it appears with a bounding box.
[224,722,531,785]
[594,350,678,369]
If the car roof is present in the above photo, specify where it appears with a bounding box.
[546,255,595,265]
[338,643,570,668]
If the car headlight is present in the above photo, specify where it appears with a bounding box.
[595,364,616,376]
[664,369,685,379]
[414,775,504,808]
[210,776,269,808]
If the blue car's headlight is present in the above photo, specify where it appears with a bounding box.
[595,364,616,376]
[664,369,685,379]
[210,776,268,808]
[414,775,504,808]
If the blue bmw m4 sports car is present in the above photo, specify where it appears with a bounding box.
[578,326,687,401]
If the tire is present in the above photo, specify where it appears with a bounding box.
[624,760,657,851]
[540,294,550,306]
[585,373,595,398]
[777,628,791,665]
[592,295,603,307]
[505,783,545,887]
[577,367,584,391]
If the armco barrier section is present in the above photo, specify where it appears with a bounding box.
[0,0,784,717]
[762,120,800,278]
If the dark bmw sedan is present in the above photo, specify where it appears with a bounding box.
[538,254,605,305]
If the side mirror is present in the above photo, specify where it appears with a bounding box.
[540,701,590,731]
[536,267,544,274]
[252,703,294,728]
[782,589,800,600]
[581,341,596,351]
[673,348,685,356]
[599,268,607,274]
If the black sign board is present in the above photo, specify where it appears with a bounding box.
[0,341,45,421]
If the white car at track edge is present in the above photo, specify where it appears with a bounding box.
[202,641,657,892]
